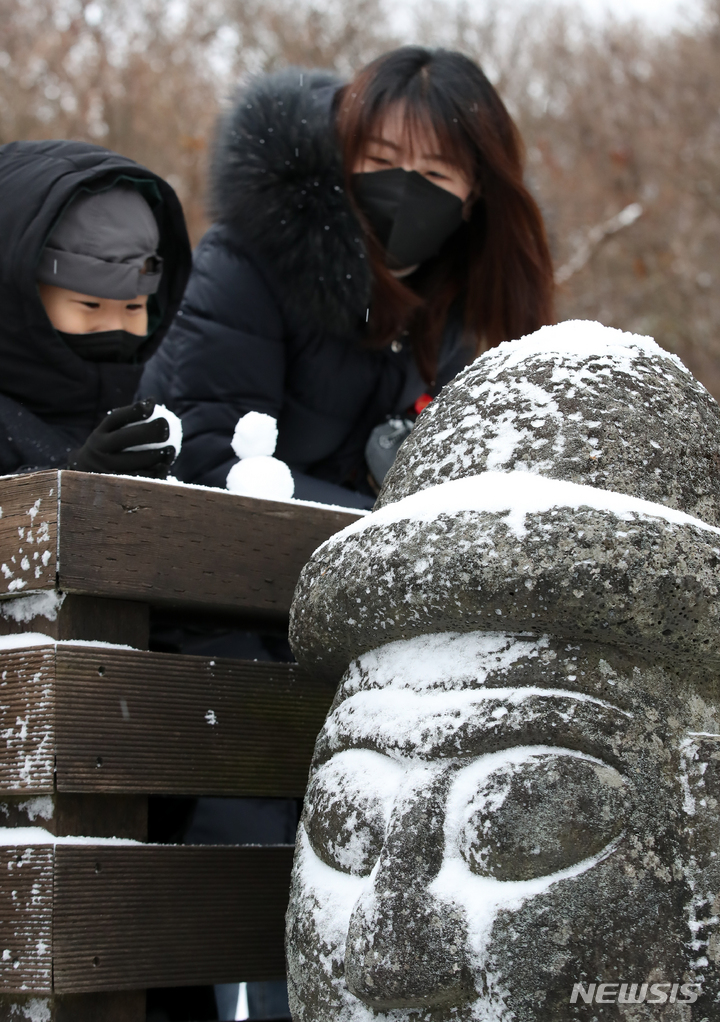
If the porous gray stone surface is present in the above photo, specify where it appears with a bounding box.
[290,500,720,685]
[287,321,720,1021]
[378,320,720,524]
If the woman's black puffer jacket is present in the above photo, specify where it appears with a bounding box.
[138,69,474,509]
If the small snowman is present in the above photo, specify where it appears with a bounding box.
[226,411,295,501]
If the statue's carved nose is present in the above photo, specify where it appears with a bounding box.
[343,769,473,1010]
[344,889,474,1009]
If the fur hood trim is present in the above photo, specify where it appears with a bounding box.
[210,68,372,336]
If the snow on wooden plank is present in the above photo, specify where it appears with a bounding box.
[0,472,58,599]
[0,648,55,793]
[0,644,331,798]
[0,844,291,994]
[0,844,53,993]
[0,595,149,649]
[56,471,361,619]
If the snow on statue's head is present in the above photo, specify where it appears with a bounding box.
[287,321,720,1021]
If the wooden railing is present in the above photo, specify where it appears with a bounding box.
[0,471,359,1021]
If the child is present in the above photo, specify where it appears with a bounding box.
[0,140,191,477]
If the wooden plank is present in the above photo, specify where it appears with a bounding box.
[0,794,147,841]
[0,991,145,1022]
[54,646,332,796]
[50,795,147,842]
[0,469,360,618]
[0,844,291,995]
[0,472,58,599]
[56,471,360,618]
[0,648,55,793]
[0,644,332,797]
[52,845,293,992]
[0,845,53,993]
[0,596,150,650]
[55,991,145,1021]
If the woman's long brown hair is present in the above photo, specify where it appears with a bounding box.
[336,47,555,385]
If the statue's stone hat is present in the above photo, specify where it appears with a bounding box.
[290,320,720,684]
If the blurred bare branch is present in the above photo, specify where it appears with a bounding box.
[555,203,643,284]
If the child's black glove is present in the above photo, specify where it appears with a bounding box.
[68,399,175,478]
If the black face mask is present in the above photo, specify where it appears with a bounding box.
[58,329,148,363]
[352,168,464,270]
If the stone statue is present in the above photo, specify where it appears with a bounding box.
[287,321,720,1020]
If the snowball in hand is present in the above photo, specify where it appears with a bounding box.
[226,411,294,501]
[231,411,278,459]
[125,403,183,458]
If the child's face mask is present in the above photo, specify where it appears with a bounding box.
[56,328,147,363]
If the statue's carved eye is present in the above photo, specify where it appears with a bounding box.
[455,753,627,881]
[304,750,404,876]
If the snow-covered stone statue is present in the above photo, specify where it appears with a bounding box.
[287,321,720,1020]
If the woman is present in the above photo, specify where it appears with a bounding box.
[138,46,554,509]
[140,47,554,1022]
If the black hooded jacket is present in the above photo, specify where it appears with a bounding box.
[138,70,474,509]
[0,140,191,476]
